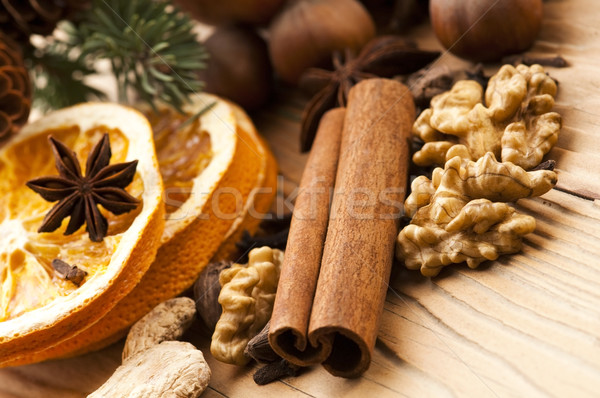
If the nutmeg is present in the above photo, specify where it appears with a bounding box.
[172,0,284,25]
[193,261,232,332]
[199,26,273,111]
[268,0,376,84]
[430,0,543,62]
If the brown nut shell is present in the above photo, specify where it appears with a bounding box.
[430,0,543,62]
[268,0,375,85]
[199,26,273,111]
[172,0,284,25]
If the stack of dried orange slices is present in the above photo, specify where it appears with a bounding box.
[0,93,277,366]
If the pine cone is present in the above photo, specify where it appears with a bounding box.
[0,31,31,139]
[0,0,91,42]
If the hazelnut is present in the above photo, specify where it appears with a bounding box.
[172,0,285,25]
[430,0,543,62]
[199,26,273,111]
[268,0,375,84]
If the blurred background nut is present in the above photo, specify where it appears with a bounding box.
[429,0,543,62]
[199,26,273,111]
[172,0,285,25]
[268,0,376,84]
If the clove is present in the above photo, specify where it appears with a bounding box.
[245,321,280,363]
[502,54,568,68]
[52,259,87,286]
[253,359,302,386]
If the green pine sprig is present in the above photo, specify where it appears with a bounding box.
[27,40,106,112]
[31,0,207,112]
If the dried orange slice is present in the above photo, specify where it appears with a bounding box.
[5,94,278,365]
[0,103,165,365]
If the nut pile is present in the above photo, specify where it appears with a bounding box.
[397,64,561,276]
[412,64,561,170]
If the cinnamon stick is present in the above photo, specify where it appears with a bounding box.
[308,79,414,377]
[270,108,345,366]
[269,79,415,377]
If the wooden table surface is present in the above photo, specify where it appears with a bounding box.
[2,0,600,396]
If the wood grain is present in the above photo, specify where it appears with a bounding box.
[2,0,600,396]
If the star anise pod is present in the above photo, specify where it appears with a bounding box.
[26,133,140,242]
[298,35,440,152]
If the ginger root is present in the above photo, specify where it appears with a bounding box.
[89,342,211,398]
[122,297,196,361]
[397,153,557,276]
[211,246,284,366]
[412,64,561,170]
[90,297,210,398]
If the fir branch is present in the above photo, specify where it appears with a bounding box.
[71,0,207,111]
[26,40,106,112]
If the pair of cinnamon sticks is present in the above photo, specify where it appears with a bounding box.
[269,78,415,377]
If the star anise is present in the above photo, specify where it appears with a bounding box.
[26,133,140,242]
[298,35,440,152]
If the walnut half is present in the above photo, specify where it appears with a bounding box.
[412,64,561,170]
[397,153,557,276]
[211,246,284,365]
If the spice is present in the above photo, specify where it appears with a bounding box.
[90,297,209,397]
[235,213,292,263]
[237,229,289,256]
[253,359,302,385]
[298,36,438,151]
[245,321,280,363]
[269,108,345,367]
[26,133,140,242]
[89,342,211,398]
[122,297,196,361]
[193,261,232,332]
[502,54,568,68]
[51,259,87,286]
[270,79,415,378]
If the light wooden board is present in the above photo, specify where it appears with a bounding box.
[2,0,600,396]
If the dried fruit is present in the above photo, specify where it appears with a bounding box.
[412,64,561,170]
[211,246,284,366]
[0,103,164,367]
[12,94,278,367]
[397,153,557,276]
